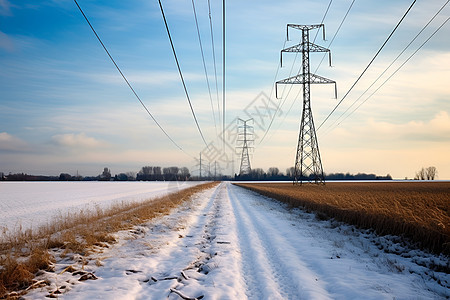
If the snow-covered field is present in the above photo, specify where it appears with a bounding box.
[0,181,201,233]
[27,182,449,299]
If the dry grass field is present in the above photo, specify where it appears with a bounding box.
[0,182,218,298]
[235,182,450,255]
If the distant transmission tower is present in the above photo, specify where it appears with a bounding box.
[236,118,254,175]
[276,24,336,184]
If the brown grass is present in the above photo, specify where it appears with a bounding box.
[0,181,218,298]
[234,182,450,255]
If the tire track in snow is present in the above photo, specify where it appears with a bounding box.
[227,185,283,299]
[227,183,333,300]
[136,183,223,299]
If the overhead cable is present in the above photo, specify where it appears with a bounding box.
[322,0,450,133]
[207,0,221,130]
[317,0,417,131]
[330,14,450,131]
[280,0,333,100]
[158,0,209,148]
[313,0,333,43]
[191,0,218,136]
[314,0,355,74]
[222,0,226,150]
[258,0,334,145]
[73,0,185,153]
[257,38,288,145]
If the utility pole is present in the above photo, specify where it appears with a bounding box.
[276,24,336,184]
[236,118,254,176]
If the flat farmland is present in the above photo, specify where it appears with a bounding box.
[234,181,450,254]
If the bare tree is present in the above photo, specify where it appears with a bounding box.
[426,166,437,180]
[180,167,190,180]
[267,167,280,177]
[414,167,426,180]
[125,172,136,181]
[138,166,152,180]
[286,167,295,178]
[415,166,437,180]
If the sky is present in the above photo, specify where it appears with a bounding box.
[0,0,449,179]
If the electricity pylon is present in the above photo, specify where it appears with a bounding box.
[276,24,336,184]
[236,118,254,175]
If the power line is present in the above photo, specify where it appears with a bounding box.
[222,0,226,150]
[259,1,334,145]
[207,0,221,132]
[331,14,450,131]
[73,0,185,153]
[317,0,417,131]
[313,0,355,74]
[313,0,333,43]
[258,38,288,145]
[191,0,218,136]
[286,0,355,114]
[323,0,450,133]
[158,0,209,148]
[287,0,354,128]
[281,0,333,101]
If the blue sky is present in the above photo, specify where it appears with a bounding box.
[1,0,449,179]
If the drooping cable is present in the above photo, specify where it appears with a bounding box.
[317,0,417,131]
[258,1,333,145]
[313,0,333,43]
[288,0,355,109]
[281,0,333,100]
[73,0,185,153]
[158,0,209,148]
[289,0,355,120]
[207,0,221,130]
[191,0,218,136]
[222,0,226,150]
[322,0,450,134]
[329,14,450,132]
[258,38,289,145]
[313,0,355,74]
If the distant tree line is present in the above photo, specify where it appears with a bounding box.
[136,166,190,181]
[3,166,438,182]
[1,165,191,182]
[235,167,392,181]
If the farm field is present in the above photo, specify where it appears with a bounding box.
[9,182,447,299]
[0,181,202,234]
[235,181,450,254]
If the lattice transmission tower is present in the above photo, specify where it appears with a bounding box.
[276,24,336,184]
[236,118,254,176]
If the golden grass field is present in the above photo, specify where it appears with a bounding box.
[234,182,450,255]
[0,182,218,298]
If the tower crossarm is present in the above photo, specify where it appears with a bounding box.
[276,73,337,98]
[282,42,329,53]
[287,24,325,41]
[281,42,331,66]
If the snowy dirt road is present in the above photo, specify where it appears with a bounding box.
[29,182,448,299]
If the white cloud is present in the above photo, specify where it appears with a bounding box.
[86,70,204,87]
[51,133,108,148]
[0,31,14,51]
[0,132,28,151]
[344,110,450,145]
[0,0,12,16]
[314,111,450,178]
